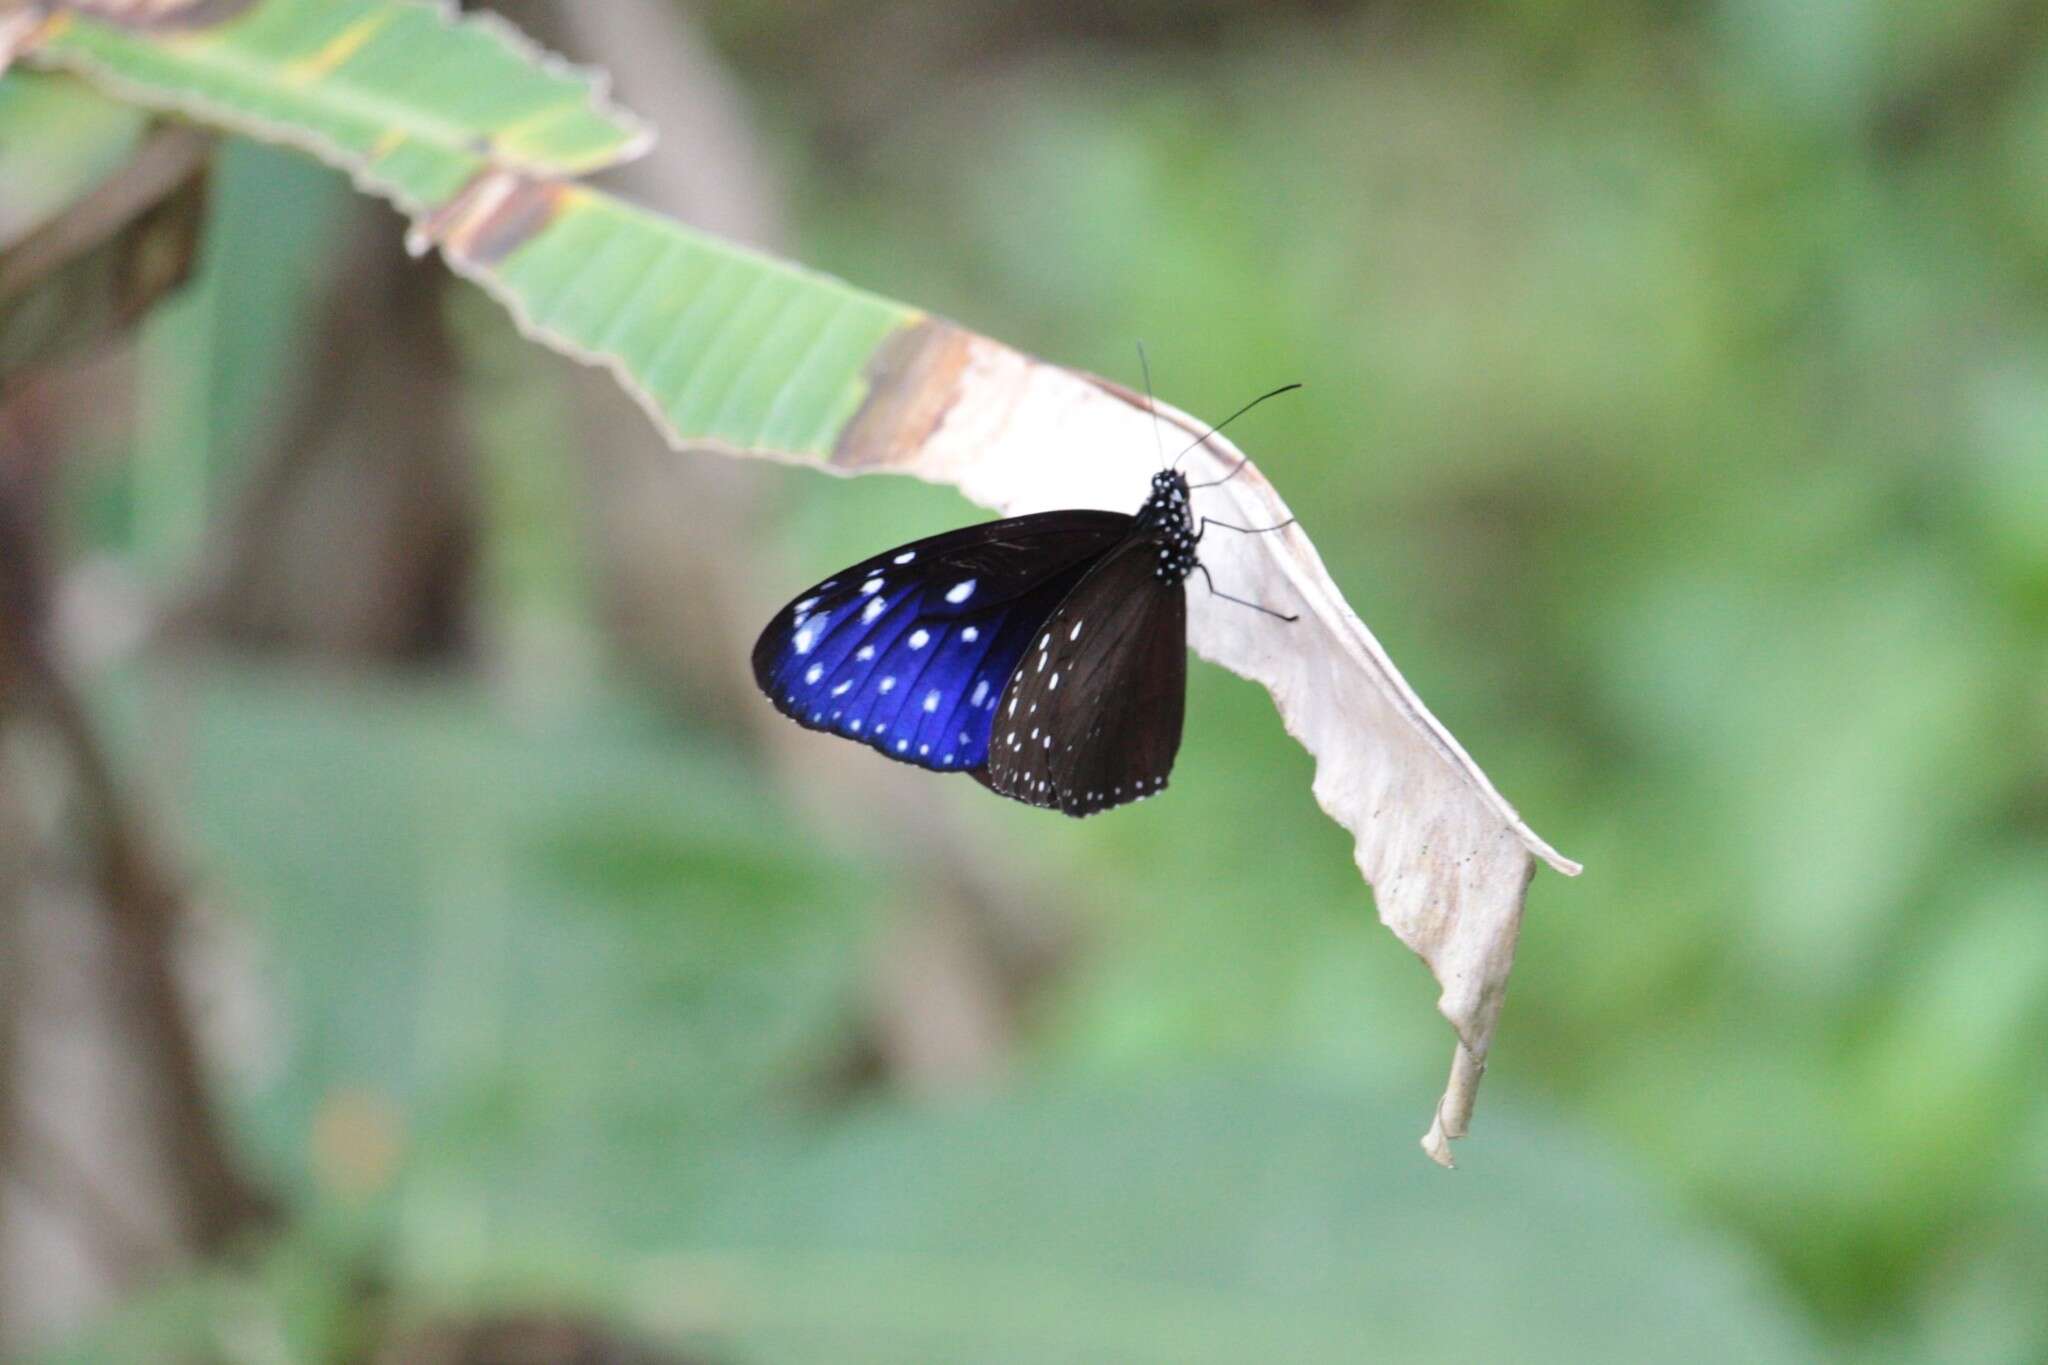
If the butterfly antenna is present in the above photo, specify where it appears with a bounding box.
[1136,341,1170,472]
[1176,382,1303,483]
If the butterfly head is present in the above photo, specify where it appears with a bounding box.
[1140,470,1198,584]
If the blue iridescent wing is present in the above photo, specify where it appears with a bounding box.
[977,536,1187,816]
[752,512,1133,772]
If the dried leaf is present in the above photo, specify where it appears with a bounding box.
[427,193,1584,1160]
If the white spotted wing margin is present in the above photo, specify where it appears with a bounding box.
[752,512,1132,772]
[977,538,1186,817]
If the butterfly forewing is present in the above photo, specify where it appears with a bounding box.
[752,512,1132,771]
[978,538,1188,816]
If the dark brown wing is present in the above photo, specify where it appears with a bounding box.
[975,537,1186,817]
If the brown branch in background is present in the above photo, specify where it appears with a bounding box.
[0,424,145,1325]
[0,126,206,300]
[0,439,273,1266]
[4,1119,173,1285]
[21,639,277,1253]
[0,582,22,1345]
[0,125,211,392]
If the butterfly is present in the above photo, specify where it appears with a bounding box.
[751,384,1299,817]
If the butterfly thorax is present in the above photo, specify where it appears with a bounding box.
[1139,470,1198,584]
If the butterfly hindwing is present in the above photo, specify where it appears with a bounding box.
[977,537,1188,816]
[752,512,1133,772]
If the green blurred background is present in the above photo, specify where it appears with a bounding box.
[9,0,2048,1360]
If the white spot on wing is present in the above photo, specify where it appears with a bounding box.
[923,690,942,713]
[971,680,989,706]
[862,597,886,624]
[861,577,883,595]
[962,626,980,642]
[909,629,930,649]
[945,579,977,604]
[879,676,896,693]
[1049,672,1060,691]
[856,645,875,661]
[794,626,817,654]
[804,664,823,685]
[893,551,916,564]
[831,680,852,696]
[1070,620,1084,641]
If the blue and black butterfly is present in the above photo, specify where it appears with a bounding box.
[751,384,1299,817]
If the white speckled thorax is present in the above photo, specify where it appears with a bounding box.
[1138,470,1198,584]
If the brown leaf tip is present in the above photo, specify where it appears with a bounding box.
[833,317,976,471]
[410,170,572,266]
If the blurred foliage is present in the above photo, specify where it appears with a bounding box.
[765,3,2048,1349]
[149,666,875,1218]
[22,0,2048,1360]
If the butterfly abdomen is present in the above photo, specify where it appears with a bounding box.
[1137,471,1200,585]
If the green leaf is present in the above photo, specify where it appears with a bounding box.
[25,0,648,210]
[440,183,917,460]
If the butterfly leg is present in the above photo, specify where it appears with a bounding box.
[1195,515,1297,541]
[1193,562,1299,622]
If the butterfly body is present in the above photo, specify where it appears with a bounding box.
[752,470,1200,817]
